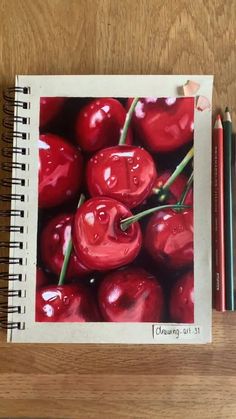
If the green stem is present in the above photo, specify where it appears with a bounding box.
[58,194,85,286]
[120,203,190,232]
[152,146,194,198]
[178,171,193,205]
[119,97,139,145]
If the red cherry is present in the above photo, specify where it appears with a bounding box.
[170,271,194,323]
[86,145,157,208]
[38,134,83,208]
[155,171,193,205]
[75,98,133,152]
[73,197,142,271]
[128,97,194,152]
[36,268,51,289]
[98,267,164,322]
[40,214,90,279]
[40,97,66,128]
[36,283,101,322]
[145,209,193,269]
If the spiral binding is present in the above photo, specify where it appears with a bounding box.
[0,86,30,330]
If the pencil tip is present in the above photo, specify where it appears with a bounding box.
[225,106,229,112]
[214,115,223,128]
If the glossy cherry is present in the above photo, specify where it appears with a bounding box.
[36,283,101,322]
[73,197,142,271]
[87,145,157,208]
[169,271,194,323]
[128,97,194,152]
[145,208,193,269]
[40,97,66,128]
[40,214,90,279]
[98,267,164,322]
[38,134,83,208]
[75,98,133,152]
[154,171,193,205]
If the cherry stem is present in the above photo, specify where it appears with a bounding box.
[120,203,190,231]
[119,97,139,145]
[58,194,85,286]
[178,171,193,205]
[152,146,194,198]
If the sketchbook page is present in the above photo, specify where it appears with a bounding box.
[8,75,213,343]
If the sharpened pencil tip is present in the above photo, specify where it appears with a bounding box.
[214,115,223,129]
[224,107,232,122]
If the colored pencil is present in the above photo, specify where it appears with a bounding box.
[223,108,234,311]
[213,115,225,311]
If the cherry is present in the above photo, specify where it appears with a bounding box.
[128,97,194,152]
[40,213,90,279]
[169,271,194,323]
[154,171,193,205]
[73,197,142,271]
[36,283,101,322]
[87,145,157,208]
[75,98,133,152]
[38,134,83,208]
[98,267,164,322]
[40,97,66,128]
[145,208,193,270]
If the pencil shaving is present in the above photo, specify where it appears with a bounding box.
[196,95,211,111]
[182,80,200,96]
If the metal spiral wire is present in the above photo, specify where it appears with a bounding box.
[0,86,29,328]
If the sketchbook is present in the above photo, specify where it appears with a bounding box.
[0,75,213,343]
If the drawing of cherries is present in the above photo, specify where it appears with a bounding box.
[36,282,101,322]
[153,170,193,205]
[40,97,66,129]
[72,195,189,271]
[86,98,157,209]
[127,97,194,152]
[145,171,193,270]
[40,213,90,279]
[169,271,194,323]
[75,98,133,152]
[38,133,83,208]
[36,195,101,322]
[98,267,164,322]
[145,208,193,270]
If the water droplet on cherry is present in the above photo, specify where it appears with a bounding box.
[106,175,117,188]
[96,101,100,106]
[112,155,120,161]
[124,248,129,255]
[84,112,88,117]
[93,233,100,242]
[133,177,139,185]
[137,156,140,161]
[98,210,109,224]
[53,233,60,242]
[128,158,134,164]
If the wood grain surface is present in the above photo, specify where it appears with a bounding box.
[0,0,236,417]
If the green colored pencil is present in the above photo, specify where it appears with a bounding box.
[223,107,234,310]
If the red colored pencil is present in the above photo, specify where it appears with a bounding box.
[213,115,226,311]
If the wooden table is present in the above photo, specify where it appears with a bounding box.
[1,0,236,417]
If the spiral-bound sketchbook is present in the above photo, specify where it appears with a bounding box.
[1,75,213,343]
